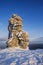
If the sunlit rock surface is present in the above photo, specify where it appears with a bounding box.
[0,48,43,65]
[7,14,29,49]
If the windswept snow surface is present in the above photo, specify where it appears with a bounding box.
[0,48,43,65]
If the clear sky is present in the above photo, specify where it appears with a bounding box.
[0,0,43,40]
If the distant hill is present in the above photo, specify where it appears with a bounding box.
[0,38,8,41]
[0,38,8,49]
[30,37,43,44]
[29,37,43,49]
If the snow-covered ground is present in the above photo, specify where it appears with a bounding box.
[0,47,43,65]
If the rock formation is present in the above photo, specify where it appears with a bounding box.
[7,14,29,49]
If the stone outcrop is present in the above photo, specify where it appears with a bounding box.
[7,14,29,49]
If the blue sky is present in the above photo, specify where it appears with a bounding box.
[0,0,43,40]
